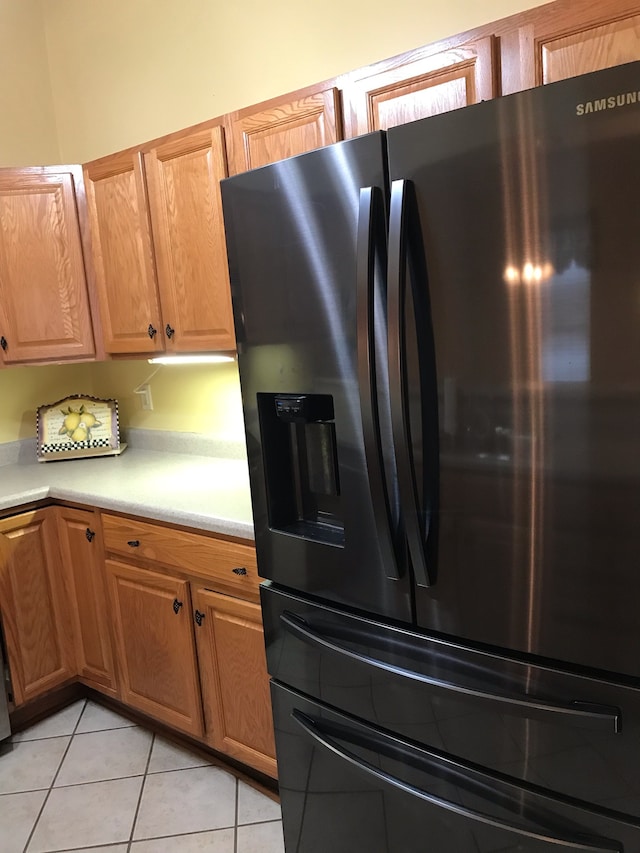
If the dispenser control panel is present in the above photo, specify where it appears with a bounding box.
[274,394,334,423]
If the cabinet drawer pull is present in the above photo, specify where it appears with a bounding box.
[165,323,175,339]
[194,610,205,627]
[147,324,157,339]
[232,566,247,575]
[127,540,140,548]
[0,336,7,351]
[85,528,96,542]
[173,598,183,614]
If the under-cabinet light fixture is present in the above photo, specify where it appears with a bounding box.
[147,354,236,365]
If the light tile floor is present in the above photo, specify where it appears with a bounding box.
[0,699,284,853]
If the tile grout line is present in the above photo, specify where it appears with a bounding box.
[11,701,281,853]
[21,699,88,853]
[126,731,156,852]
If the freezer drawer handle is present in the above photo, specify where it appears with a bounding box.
[356,185,401,580]
[281,611,621,733]
[292,709,622,853]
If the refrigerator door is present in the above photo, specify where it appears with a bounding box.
[222,134,413,622]
[387,62,640,677]
[272,681,638,853]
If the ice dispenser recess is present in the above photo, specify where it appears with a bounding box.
[258,393,343,546]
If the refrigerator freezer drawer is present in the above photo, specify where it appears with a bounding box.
[262,584,640,820]
[272,682,640,853]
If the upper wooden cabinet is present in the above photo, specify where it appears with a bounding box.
[144,127,235,352]
[84,123,235,356]
[343,37,497,136]
[0,167,96,366]
[502,1,640,93]
[84,151,163,355]
[0,509,76,706]
[226,84,343,175]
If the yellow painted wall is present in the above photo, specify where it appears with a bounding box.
[0,360,244,444]
[0,363,93,443]
[0,0,59,165]
[88,360,245,439]
[43,0,547,163]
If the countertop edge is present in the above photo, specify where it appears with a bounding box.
[0,449,256,542]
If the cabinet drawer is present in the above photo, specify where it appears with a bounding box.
[102,514,260,600]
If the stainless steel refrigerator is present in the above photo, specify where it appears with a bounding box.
[221,61,640,851]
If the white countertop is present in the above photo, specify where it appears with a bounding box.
[0,446,255,540]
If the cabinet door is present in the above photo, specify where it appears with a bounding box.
[226,85,342,175]
[106,559,203,737]
[0,168,95,365]
[343,37,496,136]
[84,151,164,354]
[145,127,236,353]
[0,510,76,706]
[56,507,117,695]
[503,4,640,92]
[194,587,276,777]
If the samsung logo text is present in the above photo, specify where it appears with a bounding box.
[576,91,640,115]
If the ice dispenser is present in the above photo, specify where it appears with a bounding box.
[257,393,343,545]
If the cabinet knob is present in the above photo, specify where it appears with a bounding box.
[127,540,140,548]
[194,609,205,627]
[148,324,157,339]
[173,598,183,614]
[165,323,175,339]
[0,336,7,351]
[232,566,247,576]
[85,528,96,542]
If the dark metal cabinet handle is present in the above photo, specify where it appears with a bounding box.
[148,324,157,339]
[0,336,7,351]
[232,566,247,575]
[127,540,140,548]
[85,528,96,542]
[165,324,175,339]
[194,610,205,627]
[173,598,183,614]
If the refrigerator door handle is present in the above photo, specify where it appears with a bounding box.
[291,710,622,853]
[357,185,401,580]
[281,611,621,733]
[388,178,436,587]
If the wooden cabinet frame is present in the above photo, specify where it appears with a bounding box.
[225,82,343,175]
[56,507,118,695]
[194,587,277,778]
[106,558,204,737]
[0,509,76,705]
[84,151,163,355]
[0,165,101,366]
[342,37,497,135]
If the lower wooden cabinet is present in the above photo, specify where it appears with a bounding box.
[56,507,117,695]
[0,509,75,706]
[1,504,276,779]
[194,587,277,778]
[105,558,204,738]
